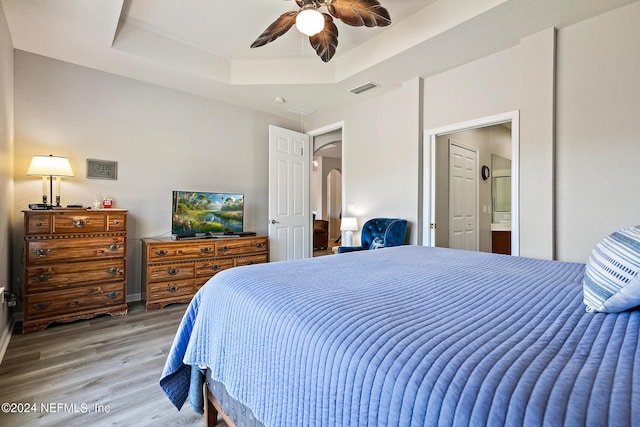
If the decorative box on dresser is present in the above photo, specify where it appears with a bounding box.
[141,236,268,310]
[22,209,129,333]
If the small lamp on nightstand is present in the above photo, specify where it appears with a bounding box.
[340,217,358,247]
[27,154,74,208]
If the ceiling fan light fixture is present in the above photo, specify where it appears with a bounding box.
[251,0,391,62]
[296,8,324,36]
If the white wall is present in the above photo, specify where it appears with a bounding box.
[306,78,422,246]
[0,3,14,357]
[555,1,640,262]
[12,51,297,301]
[423,32,557,260]
[308,3,639,262]
[306,34,551,256]
[423,10,640,262]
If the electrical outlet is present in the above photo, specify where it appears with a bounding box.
[3,290,17,308]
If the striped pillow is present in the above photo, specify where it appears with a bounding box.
[583,226,640,313]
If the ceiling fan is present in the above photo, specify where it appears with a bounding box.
[250,0,391,62]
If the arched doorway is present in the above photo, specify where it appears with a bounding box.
[312,131,342,256]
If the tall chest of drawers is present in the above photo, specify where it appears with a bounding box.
[141,236,268,310]
[22,209,129,333]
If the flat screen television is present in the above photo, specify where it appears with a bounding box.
[172,191,244,237]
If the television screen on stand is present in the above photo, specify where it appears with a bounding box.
[172,191,244,238]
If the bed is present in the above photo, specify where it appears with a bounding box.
[160,245,640,426]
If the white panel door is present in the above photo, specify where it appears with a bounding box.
[268,125,311,262]
[449,141,478,251]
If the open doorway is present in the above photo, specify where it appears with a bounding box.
[309,123,343,257]
[423,112,520,255]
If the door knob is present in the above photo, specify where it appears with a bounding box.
[269,219,279,224]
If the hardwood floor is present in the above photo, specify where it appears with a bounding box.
[313,247,337,257]
[0,302,222,427]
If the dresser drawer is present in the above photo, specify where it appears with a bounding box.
[147,242,216,262]
[147,262,194,283]
[148,279,194,300]
[52,214,107,233]
[24,282,125,320]
[107,213,127,231]
[216,238,267,257]
[25,214,51,234]
[235,254,268,267]
[26,236,126,264]
[25,259,125,293]
[195,258,235,278]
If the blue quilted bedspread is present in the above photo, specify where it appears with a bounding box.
[160,246,640,426]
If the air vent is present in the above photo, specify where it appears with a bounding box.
[350,82,379,95]
[287,105,316,116]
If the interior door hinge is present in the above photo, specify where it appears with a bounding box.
[430,223,436,230]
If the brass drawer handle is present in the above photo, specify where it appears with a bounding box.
[167,268,179,275]
[155,250,168,256]
[105,291,120,299]
[255,243,264,248]
[107,268,121,276]
[33,302,52,311]
[107,244,121,251]
[36,274,52,283]
[31,249,52,257]
[200,247,212,254]
[211,265,221,271]
[72,219,87,227]
[113,220,120,225]
[219,246,229,253]
[167,285,179,293]
[36,221,43,226]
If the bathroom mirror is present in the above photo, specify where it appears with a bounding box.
[491,154,511,223]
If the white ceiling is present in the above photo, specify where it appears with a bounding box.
[1,0,636,121]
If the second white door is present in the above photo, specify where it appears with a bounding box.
[449,140,478,251]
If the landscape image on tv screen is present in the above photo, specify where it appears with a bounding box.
[172,191,244,235]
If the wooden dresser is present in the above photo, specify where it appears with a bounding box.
[22,209,128,333]
[141,236,268,310]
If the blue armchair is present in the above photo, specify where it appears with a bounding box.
[338,218,408,253]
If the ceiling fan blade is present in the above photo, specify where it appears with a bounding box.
[309,13,339,62]
[328,0,391,27]
[250,11,298,48]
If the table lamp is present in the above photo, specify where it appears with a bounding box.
[27,154,74,208]
[340,217,358,247]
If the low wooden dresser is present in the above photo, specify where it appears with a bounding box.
[141,236,268,310]
[22,209,128,333]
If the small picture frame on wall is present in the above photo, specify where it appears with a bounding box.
[86,159,118,180]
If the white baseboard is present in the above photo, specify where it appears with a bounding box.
[0,314,16,366]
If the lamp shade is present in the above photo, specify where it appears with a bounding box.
[27,155,74,177]
[340,217,358,231]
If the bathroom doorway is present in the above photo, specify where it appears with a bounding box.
[423,111,519,255]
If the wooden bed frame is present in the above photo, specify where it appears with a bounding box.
[204,383,237,427]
